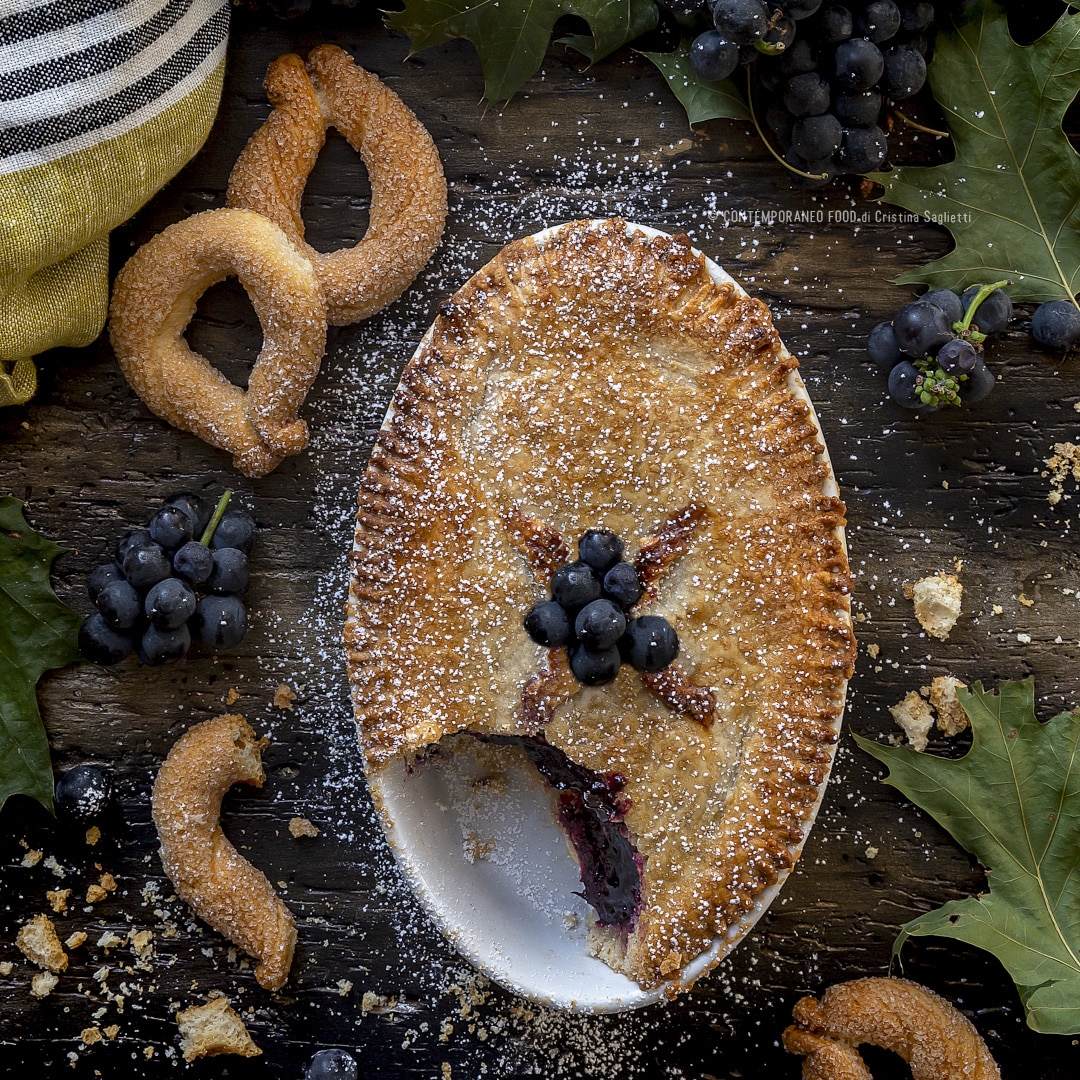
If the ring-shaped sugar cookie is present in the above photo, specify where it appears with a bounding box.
[226,45,447,327]
[109,207,327,478]
[782,977,1001,1080]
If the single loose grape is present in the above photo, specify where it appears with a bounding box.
[138,624,191,666]
[962,286,1012,334]
[524,601,572,647]
[570,644,622,686]
[172,540,213,584]
[577,529,624,573]
[78,613,134,665]
[207,547,250,595]
[602,562,644,608]
[887,360,925,409]
[192,595,248,650]
[145,577,197,630]
[867,322,905,371]
[95,580,142,630]
[959,358,996,403]
[55,763,114,822]
[622,616,679,672]
[689,30,740,82]
[892,301,954,357]
[574,599,627,651]
[921,289,964,325]
[551,561,601,609]
[936,338,978,376]
[1031,299,1080,350]
[148,506,194,551]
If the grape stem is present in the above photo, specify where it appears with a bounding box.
[956,279,1010,340]
[199,489,233,547]
[891,108,949,139]
[745,72,830,183]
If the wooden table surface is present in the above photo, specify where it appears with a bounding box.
[2,7,1078,1077]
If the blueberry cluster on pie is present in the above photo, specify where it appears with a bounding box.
[344,218,856,992]
[524,526,680,687]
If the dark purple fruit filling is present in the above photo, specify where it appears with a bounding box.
[483,734,643,931]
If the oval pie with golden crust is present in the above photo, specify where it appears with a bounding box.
[344,218,856,994]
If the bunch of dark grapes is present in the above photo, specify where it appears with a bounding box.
[524,528,679,687]
[664,0,942,181]
[78,491,255,667]
[867,281,1012,409]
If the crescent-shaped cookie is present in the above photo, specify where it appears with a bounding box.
[152,714,296,991]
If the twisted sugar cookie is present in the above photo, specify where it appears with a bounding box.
[152,714,296,991]
[227,45,447,326]
[109,208,326,478]
[782,977,1001,1080]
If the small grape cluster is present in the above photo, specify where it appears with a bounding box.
[867,281,1011,409]
[524,529,679,687]
[668,0,940,181]
[78,491,255,667]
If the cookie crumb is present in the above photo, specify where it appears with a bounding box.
[85,826,101,846]
[80,1026,103,1047]
[288,817,319,839]
[361,991,397,1015]
[905,572,962,639]
[889,690,934,752]
[17,913,68,972]
[225,687,240,705]
[46,888,71,914]
[176,996,262,1062]
[273,683,296,710]
[1043,441,1080,505]
[65,931,88,950]
[928,676,969,736]
[30,971,59,998]
[131,930,154,959]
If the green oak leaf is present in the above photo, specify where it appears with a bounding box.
[0,498,82,813]
[639,47,749,125]
[867,2,1080,304]
[854,679,1080,1035]
[386,0,658,105]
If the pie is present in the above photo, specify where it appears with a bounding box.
[344,218,856,993]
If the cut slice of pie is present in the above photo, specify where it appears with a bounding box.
[344,218,856,995]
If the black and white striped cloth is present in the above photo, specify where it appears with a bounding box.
[0,0,230,406]
[0,0,229,175]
